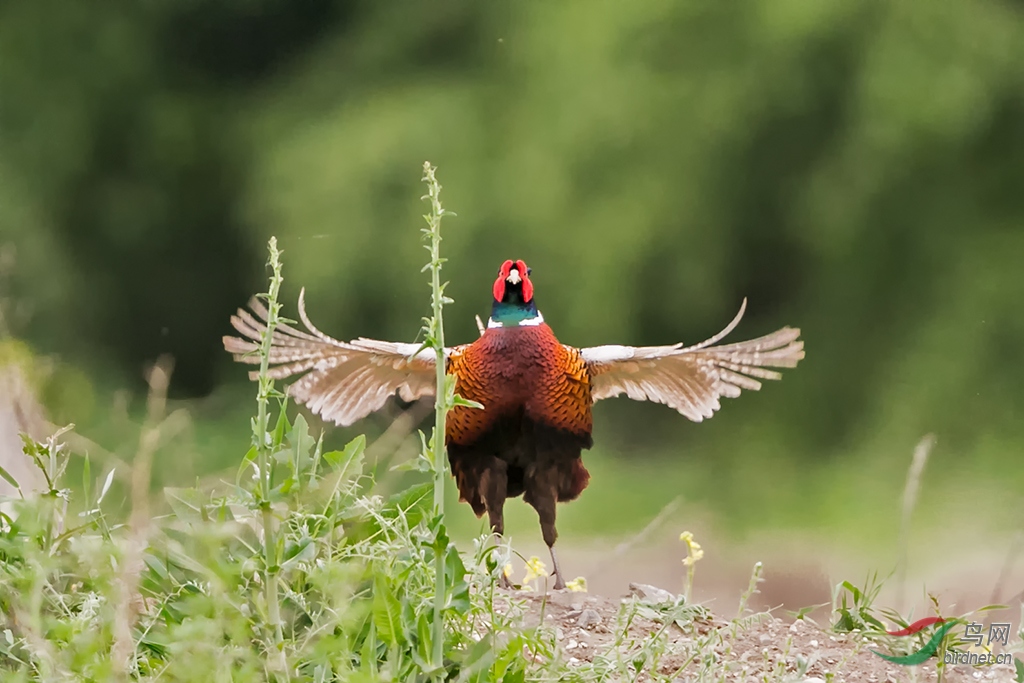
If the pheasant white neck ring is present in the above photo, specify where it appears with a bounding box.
[488,311,545,328]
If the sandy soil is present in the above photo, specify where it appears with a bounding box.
[498,585,1020,682]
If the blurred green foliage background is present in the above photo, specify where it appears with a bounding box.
[2,0,1024,557]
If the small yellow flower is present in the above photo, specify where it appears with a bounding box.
[680,531,704,566]
[523,556,547,584]
[682,548,704,566]
[679,532,704,565]
[680,530,704,600]
[503,563,514,579]
[565,577,587,593]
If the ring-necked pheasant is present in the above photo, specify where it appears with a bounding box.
[224,259,804,589]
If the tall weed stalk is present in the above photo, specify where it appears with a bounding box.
[419,162,482,673]
[250,237,287,673]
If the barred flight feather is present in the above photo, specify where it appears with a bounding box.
[222,289,440,426]
[581,298,804,422]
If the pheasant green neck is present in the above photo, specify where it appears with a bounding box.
[489,301,544,328]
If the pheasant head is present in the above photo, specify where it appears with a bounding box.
[490,259,542,327]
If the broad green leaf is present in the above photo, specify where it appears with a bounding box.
[456,632,494,683]
[143,552,169,580]
[324,434,366,483]
[371,574,403,647]
[289,413,314,472]
[444,544,468,614]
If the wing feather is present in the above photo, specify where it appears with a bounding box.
[223,288,441,426]
[581,299,804,422]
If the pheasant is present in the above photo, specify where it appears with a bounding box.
[224,259,805,589]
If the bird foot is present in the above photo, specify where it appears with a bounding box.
[548,546,566,590]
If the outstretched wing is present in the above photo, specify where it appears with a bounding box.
[580,299,804,422]
[223,288,441,426]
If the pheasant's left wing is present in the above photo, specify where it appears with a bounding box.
[579,299,804,422]
[224,289,444,426]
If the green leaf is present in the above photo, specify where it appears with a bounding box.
[308,431,325,485]
[414,612,432,671]
[1013,656,1023,682]
[446,544,471,616]
[372,573,404,647]
[97,468,116,505]
[976,604,1009,612]
[164,488,204,523]
[289,413,314,470]
[390,456,431,473]
[451,394,484,410]
[143,553,169,581]
[272,407,291,448]
[456,632,495,683]
[280,535,316,571]
[236,446,258,485]
[0,463,19,491]
[360,621,378,677]
[81,454,90,502]
[324,434,366,483]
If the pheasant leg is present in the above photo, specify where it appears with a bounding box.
[525,486,566,590]
[483,463,512,589]
[548,545,566,591]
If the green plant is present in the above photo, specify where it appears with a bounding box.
[831,571,889,635]
[0,165,549,683]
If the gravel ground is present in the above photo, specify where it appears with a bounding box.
[496,584,1020,682]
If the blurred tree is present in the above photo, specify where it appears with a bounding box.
[2,0,1024,501]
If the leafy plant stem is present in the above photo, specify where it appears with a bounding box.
[255,236,287,675]
[422,161,450,674]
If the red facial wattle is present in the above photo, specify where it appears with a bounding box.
[516,259,534,302]
[492,259,534,303]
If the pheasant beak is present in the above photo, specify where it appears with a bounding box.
[506,268,522,285]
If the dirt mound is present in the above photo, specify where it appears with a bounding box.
[499,585,1018,682]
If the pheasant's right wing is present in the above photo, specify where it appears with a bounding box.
[223,289,440,426]
[580,299,804,422]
